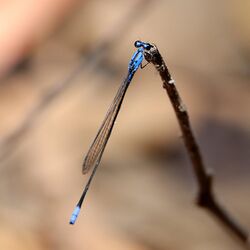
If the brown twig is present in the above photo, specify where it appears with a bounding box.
[144,44,249,245]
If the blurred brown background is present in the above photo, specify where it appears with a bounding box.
[0,0,249,249]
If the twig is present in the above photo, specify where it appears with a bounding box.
[0,0,152,163]
[144,44,249,245]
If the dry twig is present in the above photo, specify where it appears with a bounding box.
[144,43,249,245]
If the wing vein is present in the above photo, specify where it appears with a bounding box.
[82,75,132,174]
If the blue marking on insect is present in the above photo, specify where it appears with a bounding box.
[69,205,81,225]
[128,40,152,75]
[134,40,152,50]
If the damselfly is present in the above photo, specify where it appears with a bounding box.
[69,41,152,225]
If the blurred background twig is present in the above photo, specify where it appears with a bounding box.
[0,0,152,162]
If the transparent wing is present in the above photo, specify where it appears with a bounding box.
[82,75,132,174]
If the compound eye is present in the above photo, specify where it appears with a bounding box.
[134,40,142,48]
[144,43,152,50]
